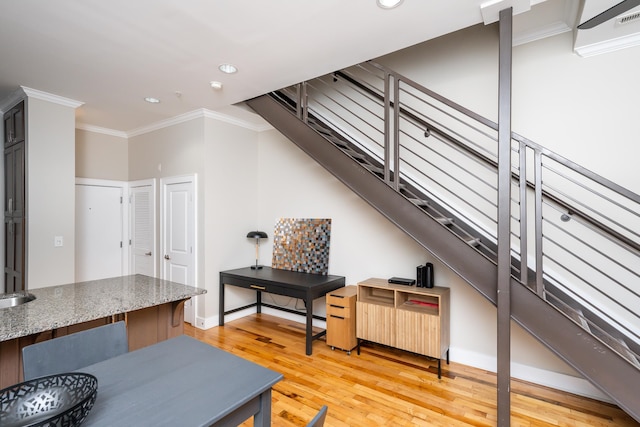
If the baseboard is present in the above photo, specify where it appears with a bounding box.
[195,306,327,331]
[450,347,611,402]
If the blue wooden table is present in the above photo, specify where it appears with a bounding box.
[80,335,282,426]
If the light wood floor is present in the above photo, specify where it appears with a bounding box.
[184,314,637,427]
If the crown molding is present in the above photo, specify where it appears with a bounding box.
[574,31,640,57]
[201,109,273,132]
[514,21,572,46]
[75,123,128,139]
[21,86,84,108]
[126,108,272,138]
[126,109,206,138]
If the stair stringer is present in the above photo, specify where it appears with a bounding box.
[246,94,640,422]
[246,94,497,302]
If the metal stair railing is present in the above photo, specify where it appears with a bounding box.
[269,60,640,369]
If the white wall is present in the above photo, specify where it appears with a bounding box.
[27,97,76,288]
[202,116,259,322]
[75,129,128,181]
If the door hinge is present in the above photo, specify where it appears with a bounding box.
[120,241,123,248]
[129,239,132,246]
[120,196,123,204]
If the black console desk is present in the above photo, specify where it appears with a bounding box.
[219,267,345,355]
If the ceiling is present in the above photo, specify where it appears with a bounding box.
[0,0,637,136]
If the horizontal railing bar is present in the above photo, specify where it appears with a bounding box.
[333,68,637,253]
[542,245,639,324]
[399,86,498,156]
[365,61,499,131]
[541,181,640,253]
[542,164,640,239]
[306,83,385,133]
[512,132,640,205]
[544,214,640,287]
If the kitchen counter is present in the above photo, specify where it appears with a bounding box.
[0,274,205,342]
[0,274,206,388]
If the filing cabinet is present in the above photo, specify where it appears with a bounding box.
[326,285,357,354]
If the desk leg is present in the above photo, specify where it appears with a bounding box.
[306,297,313,356]
[256,291,262,313]
[254,388,272,427]
[219,276,225,326]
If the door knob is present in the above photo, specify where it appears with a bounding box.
[164,254,170,260]
[145,251,152,256]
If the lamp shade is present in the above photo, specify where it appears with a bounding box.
[246,231,268,239]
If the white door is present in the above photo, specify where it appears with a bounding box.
[130,180,156,277]
[75,183,125,282]
[161,175,197,324]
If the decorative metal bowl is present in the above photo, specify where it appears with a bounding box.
[0,373,97,427]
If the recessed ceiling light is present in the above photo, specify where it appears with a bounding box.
[218,63,238,74]
[210,81,223,90]
[144,97,160,103]
[377,0,403,9]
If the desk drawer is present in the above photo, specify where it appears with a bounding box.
[236,281,306,299]
[326,287,356,318]
[327,303,352,318]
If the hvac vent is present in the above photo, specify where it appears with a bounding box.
[616,11,640,26]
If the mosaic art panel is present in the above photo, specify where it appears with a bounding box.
[272,218,331,275]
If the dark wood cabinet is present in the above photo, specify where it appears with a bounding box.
[3,101,26,293]
[4,101,25,148]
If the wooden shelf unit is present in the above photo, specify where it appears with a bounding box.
[356,278,450,378]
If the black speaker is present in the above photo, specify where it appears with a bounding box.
[424,262,434,288]
[416,265,425,287]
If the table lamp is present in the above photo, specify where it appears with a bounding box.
[246,231,268,269]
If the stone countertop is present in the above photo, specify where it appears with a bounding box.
[0,274,206,342]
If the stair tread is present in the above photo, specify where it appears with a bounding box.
[437,217,454,226]
[592,329,640,368]
[464,236,481,246]
[409,198,430,207]
[328,136,349,148]
[308,122,332,135]
[362,164,384,174]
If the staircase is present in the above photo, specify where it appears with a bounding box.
[246,61,640,422]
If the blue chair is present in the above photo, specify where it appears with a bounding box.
[22,321,128,380]
[307,405,328,427]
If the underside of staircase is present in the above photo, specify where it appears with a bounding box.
[246,93,640,422]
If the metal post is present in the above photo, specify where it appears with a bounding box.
[392,77,400,191]
[497,7,513,427]
[519,141,528,285]
[383,72,392,184]
[301,82,308,123]
[534,150,544,297]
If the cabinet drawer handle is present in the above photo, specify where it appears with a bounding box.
[330,314,345,319]
[329,304,345,309]
[250,285,266,290]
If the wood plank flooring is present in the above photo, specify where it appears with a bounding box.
[184,314,637,426]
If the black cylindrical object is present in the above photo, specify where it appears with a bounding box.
[424,262,434,288]
[416,265,425,287]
